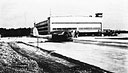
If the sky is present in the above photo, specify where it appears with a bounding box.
[0,0,128,30]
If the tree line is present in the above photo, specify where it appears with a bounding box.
[0,28,32,37]
[0,27,128,37]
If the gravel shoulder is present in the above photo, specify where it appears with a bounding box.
[0,42,41,73]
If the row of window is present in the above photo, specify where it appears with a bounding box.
[52,22,102,24]
[52,28,77,30]
[37,26,48,30]
[38,28,48,31]
[36,20,48,26]
[79,28,101,30]
[36,24,48,28]
[52,27,101,31]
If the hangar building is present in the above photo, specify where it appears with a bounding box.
[34,13,103,36]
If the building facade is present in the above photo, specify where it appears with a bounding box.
[34,18,50,35]
[35,13,103,35]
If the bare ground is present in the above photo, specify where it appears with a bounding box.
[0,42,43,73]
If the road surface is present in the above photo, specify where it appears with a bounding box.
[30,41,128,73]
[1,37,128,73]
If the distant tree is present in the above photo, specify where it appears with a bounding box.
[0,28,32,37]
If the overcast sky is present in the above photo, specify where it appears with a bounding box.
[0,0,128,30]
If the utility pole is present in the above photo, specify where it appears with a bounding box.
[37,37,39,48]
[50,8,52,17]
[24,12,27,26]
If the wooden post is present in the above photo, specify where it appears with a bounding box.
[37,38,39,47]
[36,37,39,52]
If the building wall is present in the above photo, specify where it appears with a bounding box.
[35,20,50,35]
[50,16,102,32]
[35,15,103,35]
